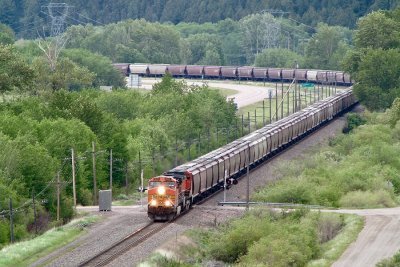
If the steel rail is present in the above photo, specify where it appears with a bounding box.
[78,222,166,267]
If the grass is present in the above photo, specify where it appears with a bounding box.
[308,214,364,267]
[209,87,238,97]
[0,215,100,267]
[112,199,137,206]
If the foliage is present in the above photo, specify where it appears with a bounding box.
[240,13,280,62]
[0,215,99,266]
[305,23,351,69]
[255,104,400,209]
[61,48,125,87]
[255,48,304,68]
[5,0,398,39]
[66,20,182,64]
[354,11,400,49]
[0,23,15,45]
[343,113,367,133]
[0,44,36,94]
[32,57,95,92]
[188,209,356,266]
[344,8,400,111]
[377,250,400,267]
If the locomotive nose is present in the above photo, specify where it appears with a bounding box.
[157,186,166,195]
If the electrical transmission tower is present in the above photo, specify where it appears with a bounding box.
[37,3,72,72]
[42,3,70,36]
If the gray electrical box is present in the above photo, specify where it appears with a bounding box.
[99,190,112,211]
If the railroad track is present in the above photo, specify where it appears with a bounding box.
[78,222,167,267]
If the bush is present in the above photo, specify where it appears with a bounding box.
[78,188,93,206]
[255,178,315,204]
[377,250,400,267]
[339,190,396,208]
[317,213,344,243]
[343,113,366,133]
[116,194,129,200]
[208,211,273,263]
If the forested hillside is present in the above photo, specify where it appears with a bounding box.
[1,0,397,38]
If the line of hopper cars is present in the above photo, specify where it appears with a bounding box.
[147,89,357,221]
[112,63,353,85]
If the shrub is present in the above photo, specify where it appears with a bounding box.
[208,212,273,263]
[343,113,366,133]
[116,194,129,200]
[317,213,344,243]
[339,190,396,208]
[78,188,92,206]
[377,250,400,267]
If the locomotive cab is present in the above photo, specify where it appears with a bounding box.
[147,176,180,221]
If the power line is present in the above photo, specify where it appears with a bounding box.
[75,12,105,26]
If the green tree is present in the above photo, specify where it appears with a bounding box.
[305,23,351,69]
[186,33,224,64]
[352,49,400,111]
[255,48,304,68]
[62,48,125,87]
[0,23,15,45]
[354,11,400,49]
[0,45,36,95]
[33,57,95,91]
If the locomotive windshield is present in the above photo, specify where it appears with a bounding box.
[149,181,162,188]
[149,181,175,188]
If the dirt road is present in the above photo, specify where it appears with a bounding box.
[331,208,400,267]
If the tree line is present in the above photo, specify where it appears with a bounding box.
[1,0,397,39]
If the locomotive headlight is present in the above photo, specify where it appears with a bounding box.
[157,186,166,195]
[164,200,172,207]
[150,199,157,206]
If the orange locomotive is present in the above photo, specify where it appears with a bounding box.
[147,171,192,221]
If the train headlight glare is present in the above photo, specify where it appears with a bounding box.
[150,199,157,206]
[165,200,172,207]
[157,186,166,195]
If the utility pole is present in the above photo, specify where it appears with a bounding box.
[92,142,97,205]
[57,171,60,221]
[246,146,250,211]
[71,148,76,209]
[9,198,14,243]
[32,191,37,234]
[125,161,129,193]
[109,149,113,191]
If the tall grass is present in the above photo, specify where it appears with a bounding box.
[0,215,99,267]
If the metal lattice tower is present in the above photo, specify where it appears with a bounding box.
[43,3,70,36]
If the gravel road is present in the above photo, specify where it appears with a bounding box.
[330,208,400,267]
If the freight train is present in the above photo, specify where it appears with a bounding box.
[112,63,353,85]
[147,89,357,221]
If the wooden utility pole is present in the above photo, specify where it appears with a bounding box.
[246,146,250,211]
[92,142,97,205]
[9,198,14,243]
[32,191,37,234]
[109,149,113,191]
[71,148,76,208]
[57,171,60,221]
[125,162,129,194]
